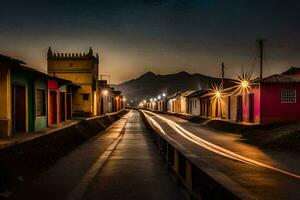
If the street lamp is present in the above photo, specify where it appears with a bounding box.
[162,93,166,97]
[215,91,221,99]
[241,80,249,89]
[102,89,108,96]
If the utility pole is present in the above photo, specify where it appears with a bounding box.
[257,39,266,80]
[221,62,225,88]
[99,74,111,84]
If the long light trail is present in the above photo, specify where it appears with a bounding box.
[142,110,300,180]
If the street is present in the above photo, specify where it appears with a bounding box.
[142,110,300,200]
[9,110,187,200]
[5,109,300,200]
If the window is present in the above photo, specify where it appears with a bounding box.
[83,94,89,101]
[36,89,46,117]
[281,89,296,103]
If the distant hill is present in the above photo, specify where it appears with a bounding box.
[114,71,228,106]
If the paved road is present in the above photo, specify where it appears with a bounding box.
[83,110,186,200]
[142,110,300,200]
[9,110,186,200]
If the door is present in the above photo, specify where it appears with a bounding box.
[249,94,254,123]
[49,91,57,125]
[207,99,211,117]
[237,95,243,122]
[14,84,26,133]
[60,92,66,122]
[67,93,71,119]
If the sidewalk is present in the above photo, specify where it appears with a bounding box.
[8,115,129,199]
[0,120,79,150]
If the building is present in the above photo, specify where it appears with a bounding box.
[187,90,204,116]
[167,91,183,113]
[0,55,49,136]
[167,91,195,114]
[47,47,99,117]
[98,80,125,114]
[234,74,300,124]
[47,77,76,127]
[196,68,300,124]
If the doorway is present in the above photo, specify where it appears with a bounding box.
[237,95,243,122]
[14,84,26,133]
[249,94,254,123]
[60,92,66,122]
[49,90,57,125]
[66,93,71,119]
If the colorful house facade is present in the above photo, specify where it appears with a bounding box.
[237,75,300,124]
[0,55,49,136]
[195,70,300,124]
[0,54,79,137]
[47,78,73,127]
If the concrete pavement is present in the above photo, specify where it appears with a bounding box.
[83,110,187,200]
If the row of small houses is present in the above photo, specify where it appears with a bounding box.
[145,67,300,124]
[0,54,125,137]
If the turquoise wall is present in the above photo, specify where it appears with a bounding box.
[34,78,48,132]
[11,68,48,133]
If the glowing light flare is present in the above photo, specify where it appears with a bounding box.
[241,80,249,88]
[215,91,221,98]
[102,89,108,96]
[208,84,225,118]
[209,84,225,100]
[230,70,254,96]
[142,110,300,180]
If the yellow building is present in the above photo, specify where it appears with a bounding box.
[0,58,11,137]
[47,47,99,116]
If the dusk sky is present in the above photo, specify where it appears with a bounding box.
[1,0,300,84]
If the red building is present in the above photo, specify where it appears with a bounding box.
[260,74,300,123]
[48,78,73,126]
[238,70,300,124]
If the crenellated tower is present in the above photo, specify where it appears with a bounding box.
[47,46,100,116]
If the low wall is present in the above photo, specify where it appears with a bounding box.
[0,109,129,192]
[140,110,256,200]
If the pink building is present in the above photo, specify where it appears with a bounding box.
[239,71,300,124]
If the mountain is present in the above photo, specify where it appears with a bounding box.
[114,71,226,106]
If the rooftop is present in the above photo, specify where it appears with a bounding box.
[261,74,300,83]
